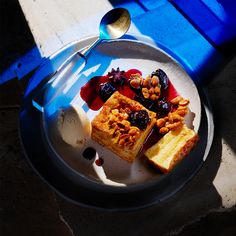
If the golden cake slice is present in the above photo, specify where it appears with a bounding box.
[91,91,156,162]
[145,125,199,173]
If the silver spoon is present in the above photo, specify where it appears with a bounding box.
[82,7,131,57]
[33,8,131,111]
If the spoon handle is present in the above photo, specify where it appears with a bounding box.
[32,38,102,112]
[81,38,102,57]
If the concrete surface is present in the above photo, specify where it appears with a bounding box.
[1,0,236,235]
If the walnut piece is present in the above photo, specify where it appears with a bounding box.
[129,73,161,101]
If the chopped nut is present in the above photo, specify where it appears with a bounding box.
[155,96,190,135]
[159,127,169,134]
[121,120,131,131]
[156,118,166,128]
[142,76,152,88]
[168,113,174,123]
[120,133,129,140]
[176,107,188,116]
[166,121,183,130]
[151,76,159,86]
[154,86,160,95]
[170,96,183,105]
[121,120,130,126]
[112,109,119,115]
[149,87,155,94]
[118,132,135,147]
[118,139,125,145]
[164,116,169,121]
[130,78,141,89]
[172,112,183,121]
[101,118,107,123]
[130,73,142,79]
[142,88,150,99]
[128,126,139,135]
[109,122,117,129]
[176,110,186,116]
[179,99,190,106]
[150,94,157,101]
[108,115,117,123]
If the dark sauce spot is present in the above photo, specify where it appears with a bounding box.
[95,157,104,166]
[82,147,96,160]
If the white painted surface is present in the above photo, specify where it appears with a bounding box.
[213,139,236,208]
[18,0,113,57]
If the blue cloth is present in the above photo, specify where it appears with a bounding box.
[131,1,224,81]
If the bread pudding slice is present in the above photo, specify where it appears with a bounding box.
[91,91,156,162]
[145,125,199,173]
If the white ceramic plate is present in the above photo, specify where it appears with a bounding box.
[43,39,201,186]
[20,35,213,210]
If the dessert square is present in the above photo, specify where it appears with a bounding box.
[145,125,199,173]
[91,91,156,162]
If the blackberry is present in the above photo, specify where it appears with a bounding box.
[134,94,156,112]
[157,97,171,117]
[129,110,150,130]
[99,82,116,101]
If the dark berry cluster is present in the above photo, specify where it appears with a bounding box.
[99,82,116,101]
[129,110,150,130]
[156,97,171,117]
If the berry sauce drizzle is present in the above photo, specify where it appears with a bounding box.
[80,69,179,111]
[80,69,141,111]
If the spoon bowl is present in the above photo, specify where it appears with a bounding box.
[100,8,131,40]
[82,8,131,57]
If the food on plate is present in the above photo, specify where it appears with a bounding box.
[79,67,199,174]
[80,67,137,111]
[151,68,169,91]
[156,96,190,134]
[145,125,199,173]
[57,104,91,148]
[99,82,116,101]
[91,91,156,162]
